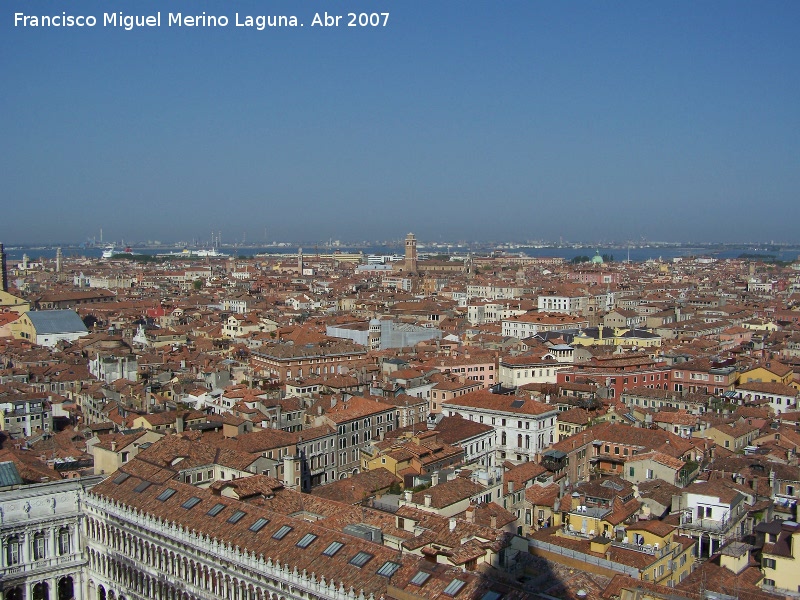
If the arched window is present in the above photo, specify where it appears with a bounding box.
[501,431,506,445]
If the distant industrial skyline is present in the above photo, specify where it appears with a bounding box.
[0,234,800,250]
[2,1,799,244]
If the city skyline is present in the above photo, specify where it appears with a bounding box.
[2,1,799,244]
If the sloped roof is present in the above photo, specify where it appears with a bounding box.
[0,461,23,487]
[26,310,88,335]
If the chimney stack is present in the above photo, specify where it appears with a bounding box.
[424,494,432,507]
[466,504,476,523]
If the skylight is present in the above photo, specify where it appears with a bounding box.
[376,561,401,578]
[349,551,374,568]
[410,571,431,586]
[322,541,344,557]
[443,579,466,597]
[272,525,293,540]
[227,510,246,524]
[181,497,201,509]
[249,518,270,532]
[156,488,177,502]
[207,503,225,516]
[296,533,317,548]
[113,473,130,484]
[133,481,151,493]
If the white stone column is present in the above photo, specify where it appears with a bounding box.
[49,527,57,559]
[21,533,31,564]
[80,568,89,600]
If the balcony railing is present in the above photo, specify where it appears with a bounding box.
[679,514,736,533]
[560,527,592,540]
[504,446,535,455]
[611,539,673,558]
[0,554,82,577]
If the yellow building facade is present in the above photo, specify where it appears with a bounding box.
[761,521,800,592]
[0,290,30,314]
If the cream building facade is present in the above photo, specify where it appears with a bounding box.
[0,476,103,600]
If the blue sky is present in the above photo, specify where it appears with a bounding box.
[2,1,798,245]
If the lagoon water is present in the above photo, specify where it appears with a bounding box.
[4,245,799,263]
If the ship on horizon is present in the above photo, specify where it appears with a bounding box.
[101,244,138,259]
[156,247,229,258]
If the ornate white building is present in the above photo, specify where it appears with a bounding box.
[80,468,512,600]
[0,475,103,600]
[441,389,558,464]
[2,448,525,600]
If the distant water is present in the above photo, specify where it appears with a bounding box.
[4,245,799,263]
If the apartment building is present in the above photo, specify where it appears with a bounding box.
[250,341,367,382]
[536,286,590,316]
[669,359,738,395]
[442,389,558,463]
[735,381,798,415]
[322,396,396,478]
[0,391,53,438]
[501,313,589,338]
[499,352,570,387]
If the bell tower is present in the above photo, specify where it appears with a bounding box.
[404,233,417,272]
[0,243,7,292]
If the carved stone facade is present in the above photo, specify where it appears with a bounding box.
[83,492,385,600]
[2,469,514,600]
[0,477,102,600]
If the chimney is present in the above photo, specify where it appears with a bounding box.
[508,480,514,494]
[466,504,476,523]
[490,514,497,529]
[176,414,185,433]
[431,471,439,487]
[404,490,412,502]
[424,494,432,507]
[283,455,298,490]
[449,518,457,532]
[111,440,117,451]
